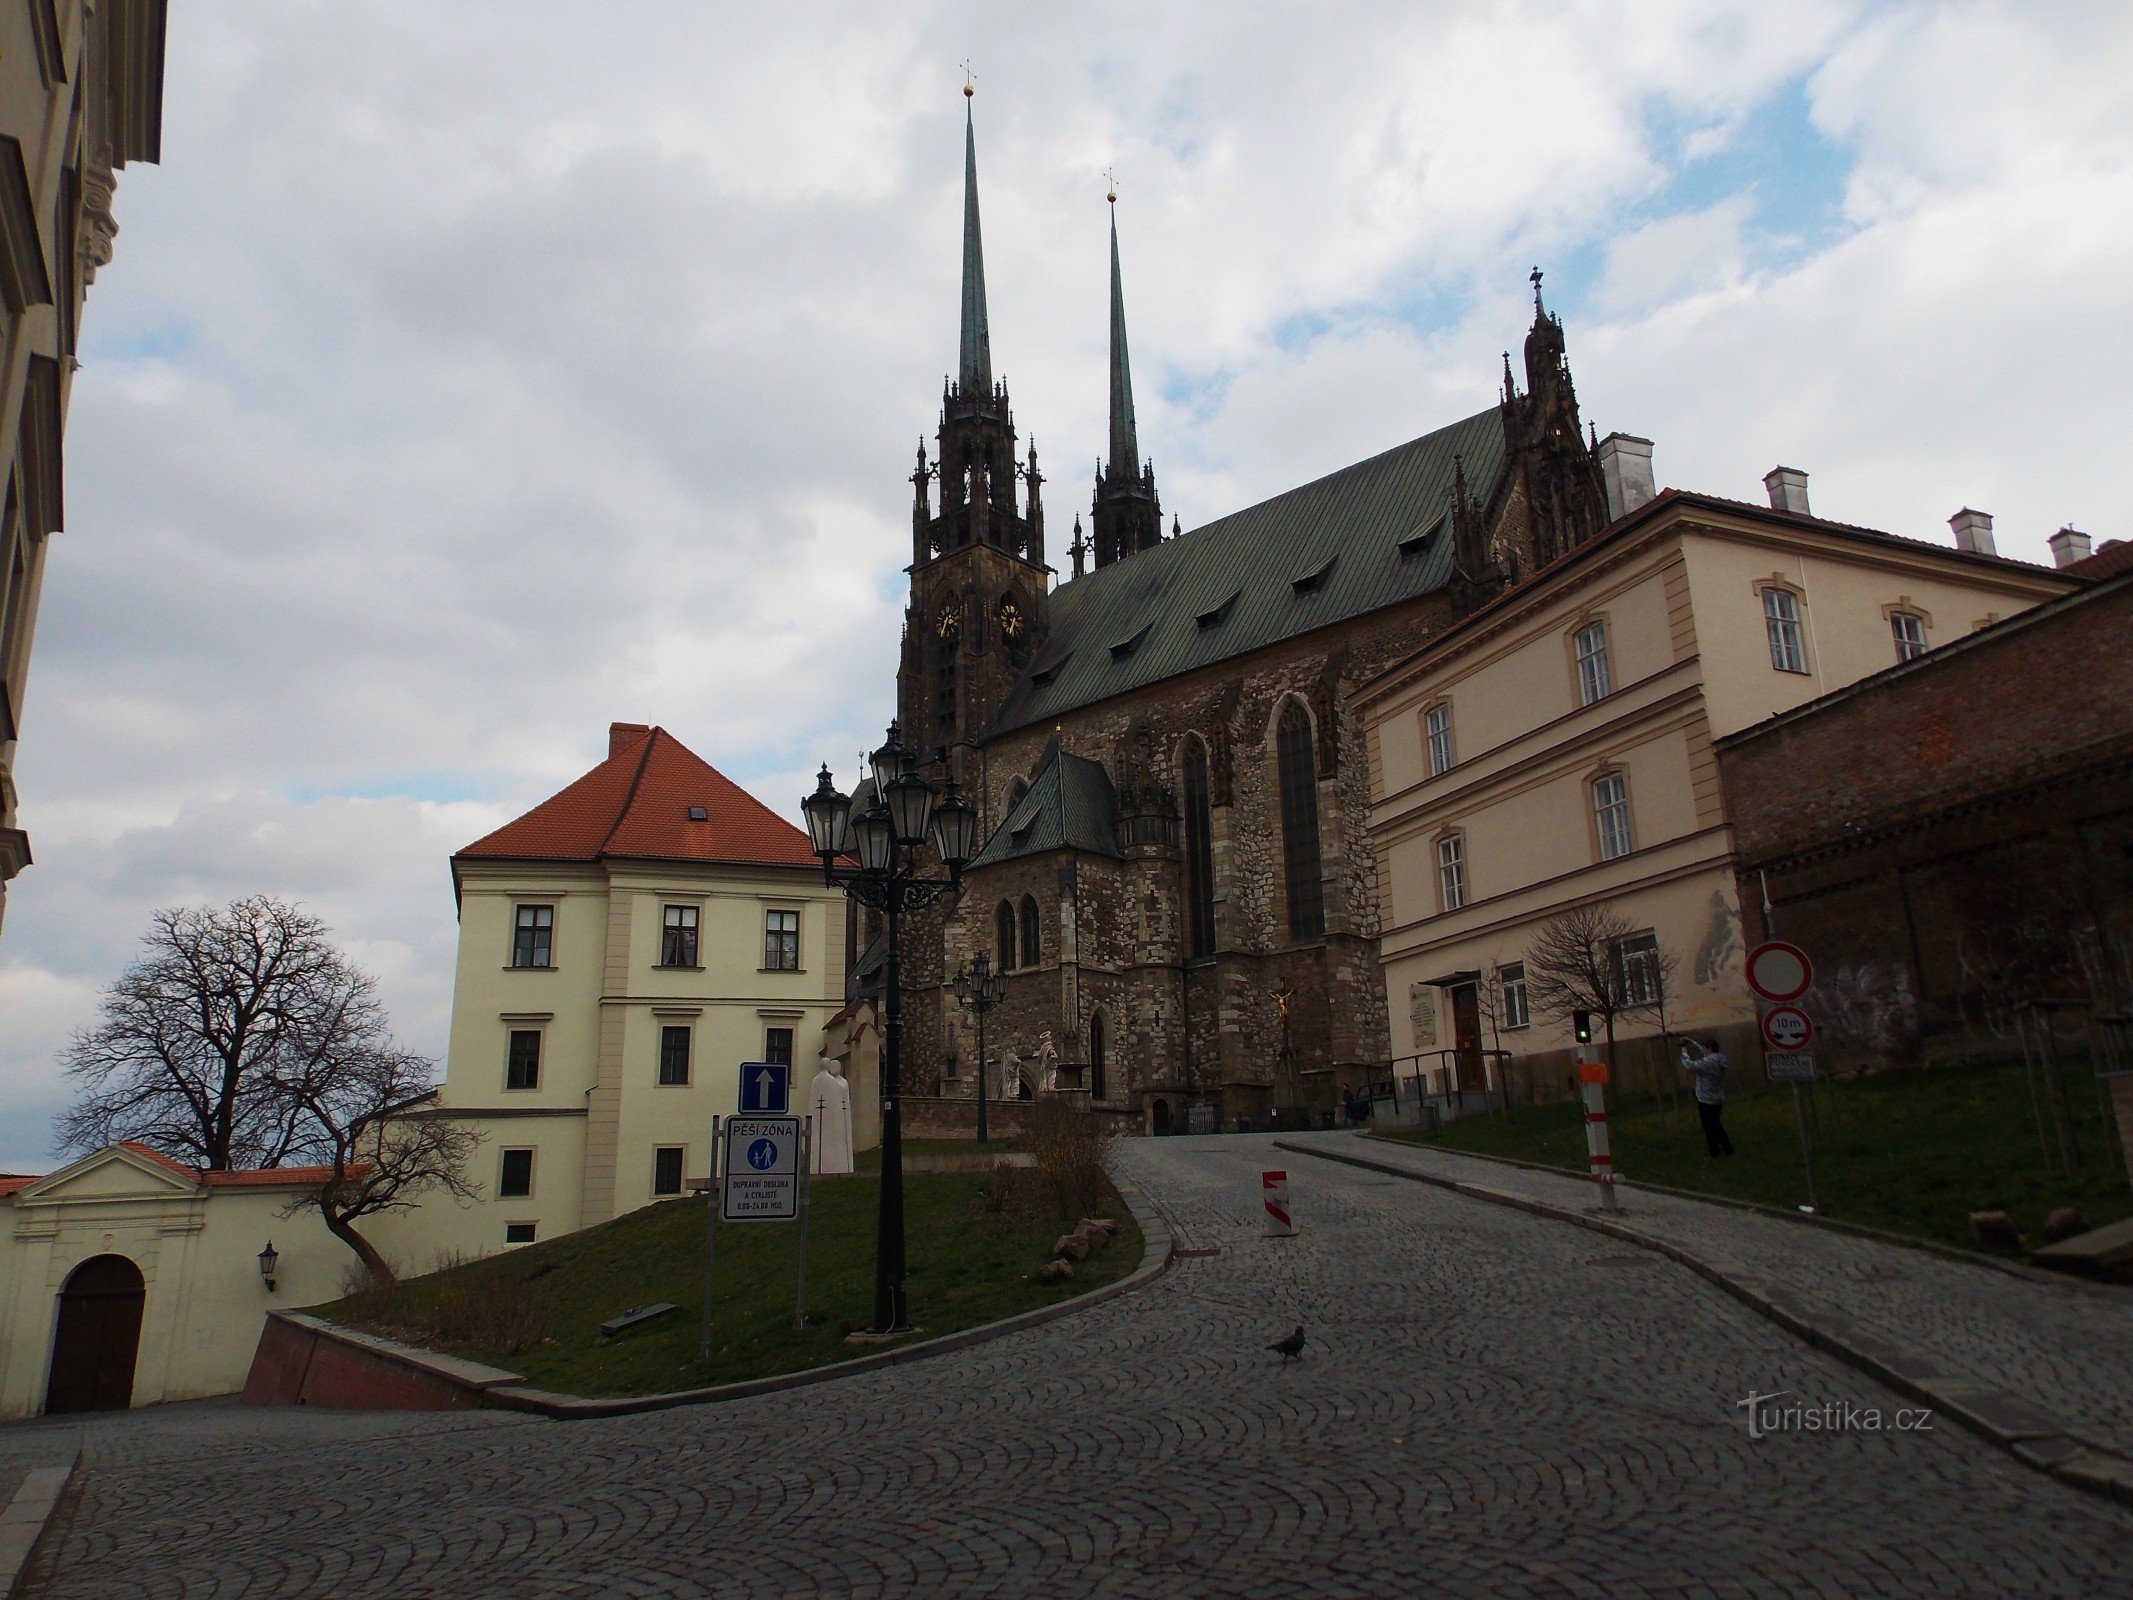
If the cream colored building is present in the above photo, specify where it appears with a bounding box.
[372,723,849,1267]
[1360,455,2081,1105]
[0,0,166,935]
[0,1142,345,1420]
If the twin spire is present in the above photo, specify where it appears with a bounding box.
[953,87,1159,576]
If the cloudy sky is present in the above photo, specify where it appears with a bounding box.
[3,1,2128,1167]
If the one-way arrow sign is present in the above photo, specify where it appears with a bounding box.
[739,1061,790,1115]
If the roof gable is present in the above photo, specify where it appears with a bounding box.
[969,750,1119,868]
[989,406,1504,733]
[458,726,818,870]
[17,1143,202,1202]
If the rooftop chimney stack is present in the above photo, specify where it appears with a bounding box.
[1763,467,1811,516]
[1597,433,1656,520]
[1949,508,1997,557]
[2048,526,2093,569]
[609,721,652,757]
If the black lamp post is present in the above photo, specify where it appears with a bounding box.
[952,951,1009,1145]
[803,722,977,1334]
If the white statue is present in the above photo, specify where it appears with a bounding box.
[1000,1046,1021,1101]
[1035,1030,1059,1092]
[809,1054,854,1175]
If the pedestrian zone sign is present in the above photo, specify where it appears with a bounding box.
[739,1060,790,1114]
[722,1116,800,1221]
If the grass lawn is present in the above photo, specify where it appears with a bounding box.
[1384,1058,2131,1255]
[314,1166,1138,1397]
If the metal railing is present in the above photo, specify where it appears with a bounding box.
[1369,1049,1512,1119]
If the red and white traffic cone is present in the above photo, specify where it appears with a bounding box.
[1578,1061,1622,1212]
[1263,1170,1296,1236]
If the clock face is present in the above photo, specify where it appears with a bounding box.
[936,608,960,641]
[998,598,1023,639]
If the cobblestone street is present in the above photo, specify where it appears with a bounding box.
[14,1135,2133,1599]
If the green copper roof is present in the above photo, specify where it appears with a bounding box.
[987,404,1505,735]
[967,749,1119,868]
[959,102,992,393]
[1107,204,1138,474]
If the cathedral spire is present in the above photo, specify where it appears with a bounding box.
[958,84,992,395]
[1106,185,1139,481]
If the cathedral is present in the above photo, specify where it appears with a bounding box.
[875,93,1612,1131]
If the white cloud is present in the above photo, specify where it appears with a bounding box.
[6,0,2132,1162]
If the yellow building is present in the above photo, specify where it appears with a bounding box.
[374,724,849,1266]
[0,0,167,935]
[1358,457,2081,1108]
[0,1142,345,1419]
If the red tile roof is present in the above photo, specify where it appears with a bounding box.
[0,1142,364,1196]
[457,723,820,870]
[120,1139,198,1177]
[0,1176,35,1197]
[2066,537,2133,581]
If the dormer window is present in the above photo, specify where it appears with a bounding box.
[1398,512,1446,559]
[1196,592,1240,630]
[1291,555,1336,594]
[1109,623,1153,660]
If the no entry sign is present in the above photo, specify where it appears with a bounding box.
[1761,1005,1814,1051]
[1745,941,1814,1003]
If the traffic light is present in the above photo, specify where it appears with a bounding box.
[1573,1010,1594,1044]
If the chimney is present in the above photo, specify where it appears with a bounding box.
[1949,508,1996,556]
[1763,467,1810,516]
[2048,525,2093,568]
[1597,434,1655,519]
[609,721,652,757]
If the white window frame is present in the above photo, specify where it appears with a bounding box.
[1500,962,1530,1030]
[763,907,800,971]
[1763,587,1809,674]
[1574,621,1612,705]
[1891,611,1927,663]
[1593,771,1634,861]
[1612,931,1662,1007]
[659,903,700,968]
[1436,833,1467,912]
[1425,702,1455,776]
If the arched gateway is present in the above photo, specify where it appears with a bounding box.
[45,1253,146,1413]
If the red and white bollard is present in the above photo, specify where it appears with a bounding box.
[1262,1170,1296,1236]
[1578,1061,1622,1212]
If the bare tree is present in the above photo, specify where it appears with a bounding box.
[60,895,476,1271]
[1524,902,1679,1097]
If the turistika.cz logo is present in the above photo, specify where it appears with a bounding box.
[1736,1390,1935,1441]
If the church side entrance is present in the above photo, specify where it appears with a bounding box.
[45,1253,146,1413]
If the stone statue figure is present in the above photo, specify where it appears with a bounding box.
[1035,1030,1059,1092]
[1000,1047,1021,1101]
[809,1055,855,1175]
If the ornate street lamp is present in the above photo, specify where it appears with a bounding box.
[951,951,1009,1145]
[257,1241,279,1293]
[804,722,976,1333]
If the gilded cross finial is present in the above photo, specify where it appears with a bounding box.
[1530,265,1545,310]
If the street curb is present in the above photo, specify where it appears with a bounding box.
[0,1451,76,1600]
[1276,1138,2133,1513]
[291,1177,1174,1422]
[1356,1132,2128,1295]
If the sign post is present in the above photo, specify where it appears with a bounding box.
[1578,1060,1620,1211]
[700,1114,721,1361]
[1747,940,1819,1213]
[794,1116,813,1330]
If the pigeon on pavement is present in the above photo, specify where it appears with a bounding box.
[1268,1325,1307,1363]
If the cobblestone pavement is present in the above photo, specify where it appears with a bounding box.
[1289,1130,2133,1460]
[20,1135,2133,1599]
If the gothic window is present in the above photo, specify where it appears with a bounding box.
[1003,776,1029,821]
[1277,701,1326,940]
[1181,737,1216,958]
[1089,1010,1108,1101]
[1019,896,1041,967]
[996,901,1017,971]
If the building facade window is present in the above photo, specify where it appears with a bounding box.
[1436,833,1467,912]
[498,1147,534,1198]
[1019,896,1041,968]
[1425,702,1455,776]
[1612,931,1662,1007]
[652,1146,685,1197]
[1500,962,1530,1030]
[1089,1010,1107,1100]
[995,901,1018,971]
[764,1027,794,1066]
[504,1221,537,1245]
[511,904,554,968]
[658,1025,691,1085]
[1573,621,1612,705]
[1891,611,1928,663]
[763,908,800,971]
[1181,738,1216,958]
[1276,702,1326,940]
[505,1029,541,1091]
[660,904,699,967]
[1763,588,1808,674]
[1593,771,1634,861]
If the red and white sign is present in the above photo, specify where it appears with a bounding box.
[1745,940,1814,1003]
[1761,1005,1815,1051]
[1262,1170,1295,1236]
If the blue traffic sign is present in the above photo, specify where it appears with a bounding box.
[747,1138,778,1171]
[739,1061,790,1114]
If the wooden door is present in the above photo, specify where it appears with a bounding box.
[1452,984,1485,1093]
[45,1254,145,1414]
